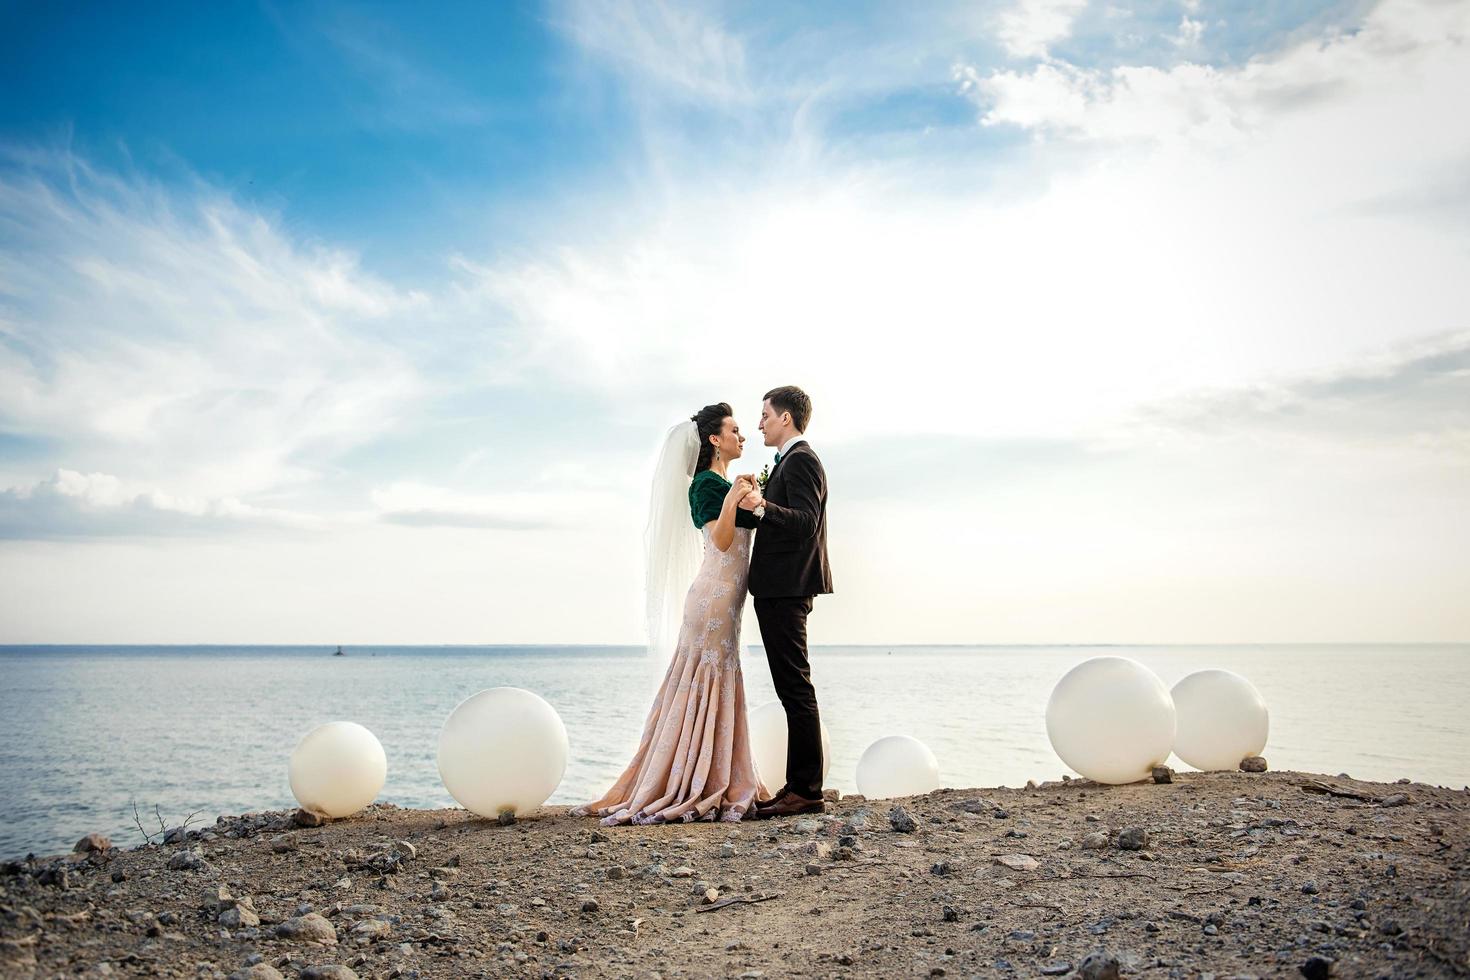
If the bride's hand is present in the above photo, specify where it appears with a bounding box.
[725,476,753,504]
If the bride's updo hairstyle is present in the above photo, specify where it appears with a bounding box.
[691,402,733,474]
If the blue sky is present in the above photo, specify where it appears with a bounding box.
[1,0,1467,643]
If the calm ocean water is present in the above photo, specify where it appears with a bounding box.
[1,644,1466,858]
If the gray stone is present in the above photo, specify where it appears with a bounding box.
[293,809,325,828]
[1077,951,1121,980]
[1040,964,1073,977]
[1240,756,1268,773]
[888,806,918,833]
[1151,766,1174,784]
[227,966,285,980]
[1301,880,1319,895]
[299,968,358,980]
[390,840,416,861]
[1379,793,1411,807]
[1117,827,1148,851]
[1081,832,1109,850]
[350,918,392,940]
[276,912,338,946]
[497,811,517,826]
[220,901,260,929]
[580,899,600,913]
[719,842,737,858]
[1299,956,1335,979]
[167,848,206,871]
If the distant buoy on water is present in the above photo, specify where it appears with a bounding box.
[334,646,345,656]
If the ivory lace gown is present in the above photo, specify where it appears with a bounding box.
[573,520,771,825]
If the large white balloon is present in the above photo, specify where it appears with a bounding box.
[748,700,832,793]
[855,735,940,799]
[437,688,568,818]
[288,721,387,818]
[1171,669,1269,771]
[1046,657,1176,785]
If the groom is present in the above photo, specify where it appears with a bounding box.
[738,385,833,819]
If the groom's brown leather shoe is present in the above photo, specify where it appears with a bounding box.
[749,790,826,820]
[754,784,789,810]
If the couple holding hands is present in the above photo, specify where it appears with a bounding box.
[573,385,833,824]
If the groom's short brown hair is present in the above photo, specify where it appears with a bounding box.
[764,385,812,432]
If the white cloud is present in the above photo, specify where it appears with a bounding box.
[0,150,430,502]
[369,481,616,530]
[551,0,751,105]
[0,469,321,538]
[1173,15,1204,47]
[995,0,1089,60]
[968,0,1470,145]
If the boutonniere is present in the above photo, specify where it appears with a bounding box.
[756,464,771,491]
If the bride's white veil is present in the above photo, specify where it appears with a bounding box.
[644,419,702,688]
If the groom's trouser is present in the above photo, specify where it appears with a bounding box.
[753,595,823,799]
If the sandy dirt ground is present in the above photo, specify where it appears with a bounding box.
[3,770,1467,978]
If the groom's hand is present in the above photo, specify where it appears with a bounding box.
[738,489,764,511]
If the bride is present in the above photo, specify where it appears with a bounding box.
[572,403,772,824]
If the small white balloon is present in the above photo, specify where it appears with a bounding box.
[855,735,940,799]
[288,721,387,818]
[437,688,568,818]
[748,700,831,793]
[1046,657,1176,785]
[1170,669,1269,771]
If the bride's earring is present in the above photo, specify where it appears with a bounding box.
[715,447,721,462]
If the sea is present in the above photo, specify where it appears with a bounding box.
[1,644,1466,859]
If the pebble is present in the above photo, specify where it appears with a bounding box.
[429,882,451,902]
[941,905,961,922]
[220,901,260,929]
[794,818,823,834]
[497,811,517,826]
[1377,919,1403,936]
[74,832,112,853]
[293,809,325,828]
[703,888,720,903]
[1077,951,1121,980]
[581,899,600,913]
[1301,880,1320,895]
[350,919,392,940]
[1117,827,1148,851]
[227,966,285,980]
[391,840,416,861]
[1379,793,1410,807]
[671,866,696,878]
[276,913,339,946]
[888,806,918,833]
[1240,756,1268,773]
[805,863,822,876]
[1299,955,1336,979]
[995,854,1039,872]
[1040,964,1073,977]
[1152,765,1174,784]
[167,848,207,871]
[299,967,358,980]
[719,842,737,858]
[1081,832,1109,850]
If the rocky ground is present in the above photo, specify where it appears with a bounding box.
[2,770,1467,979]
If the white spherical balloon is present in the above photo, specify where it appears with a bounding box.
[1170,669,1269,771]
[855,735,940,799]
[748,700,831,792]
[438,688,568,818]
[288,721,387,818]
[1046,657,1176,785]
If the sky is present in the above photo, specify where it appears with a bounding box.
[0,0,1466,645]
